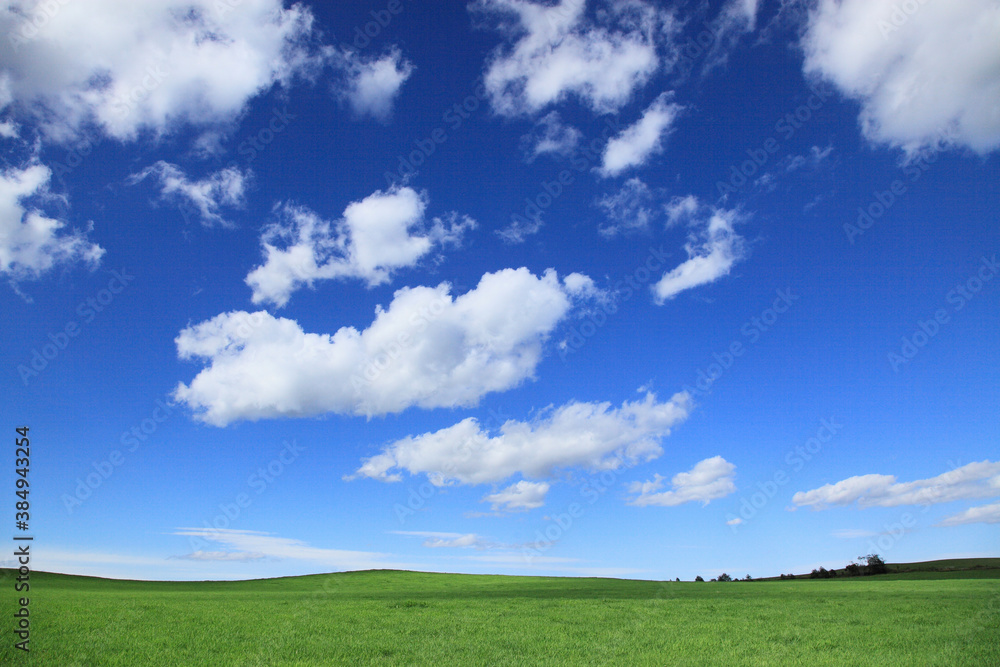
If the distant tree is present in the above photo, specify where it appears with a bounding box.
[717,573,732,582]
[861,553,887,575]
[810,568,821,579]
[845,563,861,577]
[744,574,753,581]
[785,573,795,580]
[828,567,837,577]
[675,578,680,582]
[695,575,704,582]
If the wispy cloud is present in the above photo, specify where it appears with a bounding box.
[172,528,409,570]
[598,93,681,177]
[128,162,249,227]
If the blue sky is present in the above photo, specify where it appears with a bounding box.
[1,0,998,581]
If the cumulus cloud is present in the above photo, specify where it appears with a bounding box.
[628,456,736,507]
[353,390,691,485]
[938,503,1000,527]
[793,460,1000,509]
[245,187,475,307]
[484,481,550,511]
[0,162,104,282]
[474,0,675,116]
[175,268,594,425]
[128,161,249,227]
[598,92,681,177]
[343,49,414,121]
[802,0,1000,154]
[596,177,656,237]
[0,0,330,142]
[652,198,745,303]
[172,527,403,570]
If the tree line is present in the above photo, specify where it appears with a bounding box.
[693,554,888,582]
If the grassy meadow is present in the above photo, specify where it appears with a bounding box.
[2,562,998,666]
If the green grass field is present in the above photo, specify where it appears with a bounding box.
[2,563,998,666]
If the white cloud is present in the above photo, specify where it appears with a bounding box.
[475,0,674,116]
[495,216,542,245]
[523,111,582,159]
[728,0,760,28]
[172,527,405,570]
[128,161,249,227]
[652,199,745,303]
[938,503,1000,527]
[0,0,330,142]
[173,550,266,562]
[598,92,681,177]
[560,271,608,303]
[393,531,498,549]
[792,460,1000,509]
[699,0,761,73]
[663,194,699,226]
[726,517,743,526]
[785,144,834,173]
[343,49,414,121]
[596,177,656,237]
[484,480,550,511]
[832,529,878,539]
[0,162,104,282]
[245,187,475,307]
[802,0,1000,154]
[353,390,691,485]
[175,268,593,425]
[628,456,736,507]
